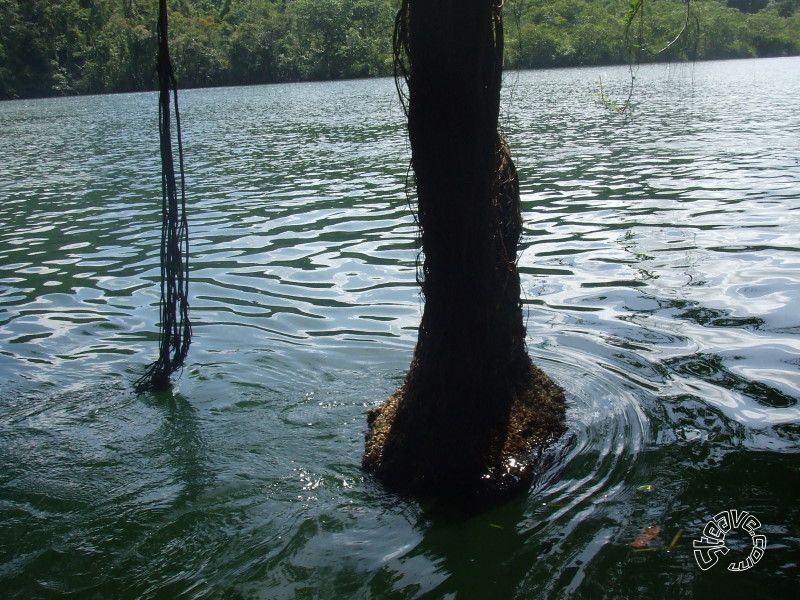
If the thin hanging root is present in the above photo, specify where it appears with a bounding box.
[135,0,191,393]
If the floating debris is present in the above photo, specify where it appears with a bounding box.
[630,525,661,548]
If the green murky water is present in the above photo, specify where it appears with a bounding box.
[1,57,798,598]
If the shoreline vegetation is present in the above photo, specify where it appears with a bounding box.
[1,0,798,101]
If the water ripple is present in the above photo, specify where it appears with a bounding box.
[1,59,799,598]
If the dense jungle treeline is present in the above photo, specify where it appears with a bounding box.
[1,0,798,99]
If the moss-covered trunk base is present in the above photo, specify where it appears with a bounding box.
[363,361,566,509]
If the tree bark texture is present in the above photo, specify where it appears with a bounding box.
[364,0,565,504]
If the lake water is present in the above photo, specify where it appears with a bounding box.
[1,57,798,598]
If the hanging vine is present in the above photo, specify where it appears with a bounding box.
[598,0,696,113]
[135,0,191,393]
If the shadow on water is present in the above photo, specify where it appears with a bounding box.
[141,389,212,508]
[410,498,531,599]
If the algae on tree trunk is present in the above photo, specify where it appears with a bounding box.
[363,0,566,506]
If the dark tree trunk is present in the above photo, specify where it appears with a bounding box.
[364,0,565,505]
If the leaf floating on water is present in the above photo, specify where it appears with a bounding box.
[636,484,653,492]
[668,528,683,551]
[630,526,661,548]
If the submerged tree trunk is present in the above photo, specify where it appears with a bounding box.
[363,0,565,504]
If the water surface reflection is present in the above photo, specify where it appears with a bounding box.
[0,58,798,598]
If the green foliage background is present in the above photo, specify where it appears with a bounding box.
[1,0,798,99]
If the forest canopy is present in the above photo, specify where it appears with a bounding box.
[1,0,798,99]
